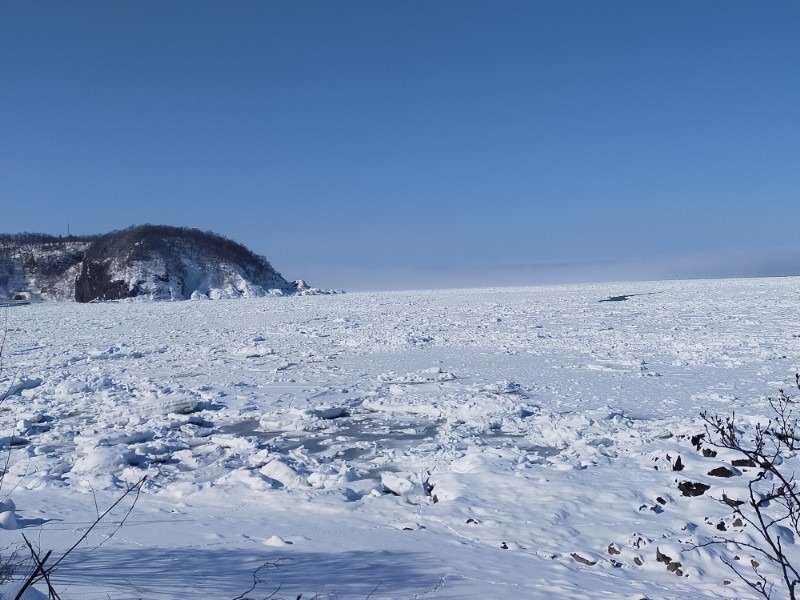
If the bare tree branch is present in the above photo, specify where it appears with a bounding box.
[698,375,800,599]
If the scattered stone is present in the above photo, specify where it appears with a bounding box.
[672,456,684,471]
[716,521,727,531]
[751,559,760,569]
[466,518,478,525]
[607,543,621,555]
[656,496,667,505]
[678,481,710,497]
[570,552,597,566]
[732,458,756,468]
[702,448,717,458]
[733,517,744,528]
[723,580,732,585]
[500,541,524,550]
[691,433,705,450]
[708,466,735,478]
[634,556,644,566]
[655,549,684,576]
[722,493,745,507]
[667,561,683,574]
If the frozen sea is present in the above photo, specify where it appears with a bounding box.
[2,277,800,599]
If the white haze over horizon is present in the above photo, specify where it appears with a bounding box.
[284,246,800,292]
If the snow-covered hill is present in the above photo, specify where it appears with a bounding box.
[0,225,322,302]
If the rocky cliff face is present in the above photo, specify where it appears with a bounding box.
[0,225,313,302]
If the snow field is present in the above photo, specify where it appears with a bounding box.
[1,277,800,598]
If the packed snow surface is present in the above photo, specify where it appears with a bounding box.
[2,278,800,598]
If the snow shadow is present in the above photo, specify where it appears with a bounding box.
[598,291,663,303]
[55,546,439,599]
[17,516,59,528]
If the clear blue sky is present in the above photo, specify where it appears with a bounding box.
[2,2,798,290]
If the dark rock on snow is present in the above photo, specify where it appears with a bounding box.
[678,481,711,497]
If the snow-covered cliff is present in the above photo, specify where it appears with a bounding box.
[0,225,316,302]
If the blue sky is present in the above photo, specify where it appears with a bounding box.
[2,2,798,290]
